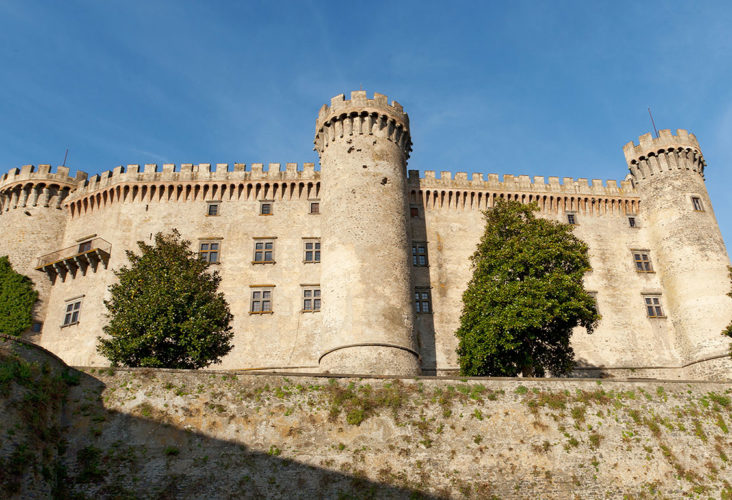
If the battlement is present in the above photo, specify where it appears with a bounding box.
[408,170,636,196]
[316,91,408,130]
[623,129,702,165]
[0,164,85,191]
[69,162,319,198]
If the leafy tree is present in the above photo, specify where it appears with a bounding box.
[0,256,38,336]
[97,230,233,368]
[456,200,599,377]
[724,266,732,356]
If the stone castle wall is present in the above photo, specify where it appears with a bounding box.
[0,92,730,379]
[2,337,730,499]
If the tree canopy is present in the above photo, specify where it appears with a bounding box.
[97,230,233,369]
[456,200,599,377]
[0,256,38,336]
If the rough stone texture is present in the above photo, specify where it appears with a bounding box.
[2,339,731,499]
[316,91,420,375]
[0,92,730,379]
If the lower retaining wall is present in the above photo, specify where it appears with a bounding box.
[1,337,730,498]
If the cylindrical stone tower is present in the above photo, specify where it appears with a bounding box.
[314,91,420,375]
[624,129,732,379]
[0,165,81,338]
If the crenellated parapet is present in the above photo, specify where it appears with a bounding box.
[70,162,319,197]
[0,165,84,212]
[314,91,412,160]
[64,162,321,218]
[623,129,705,183]
[407,170,640,215]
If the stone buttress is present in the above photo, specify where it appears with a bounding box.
[314,91,421,375]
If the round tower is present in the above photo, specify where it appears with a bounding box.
[0,165,81,338]
[314,91,420,375]
[624,130,732,378]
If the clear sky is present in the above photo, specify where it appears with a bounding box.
[2,1,731,246]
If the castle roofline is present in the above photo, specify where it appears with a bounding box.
[623,129,702,165]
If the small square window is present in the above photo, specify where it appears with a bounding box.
[410,206,419,218]
[78,240,92,254]
[414,288,432,314]
[691,197,704,212]
[303,239,321,263]
[633,252,653,272]
[303,287,321,312]
[63,299,82,326]
[567,213,577,225]
[250,288,273,313]
[628,217,636,228]
[643,295,665,318]
[199,240,221,263]
[207,203,220,216]
[260,202,273,215]
[412,243,428,266]
[31,322,43,333]
[310,202,320,214]
[253,239,275,263]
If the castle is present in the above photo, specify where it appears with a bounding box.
[1,91,730,379]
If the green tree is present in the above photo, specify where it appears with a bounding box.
[97,230,233,368]
[456,200,599,377]
[0,256,38,336]
[724,266,732,356]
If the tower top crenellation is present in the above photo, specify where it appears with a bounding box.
[623,129,702,165]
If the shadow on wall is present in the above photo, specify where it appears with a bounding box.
[410,193,437,375]
[0,336,443,499]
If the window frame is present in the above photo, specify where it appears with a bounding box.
[302,285,321,313]
[62,297,83,327]
[199,239,222,264]
[643,294,665,318]
[309,201,320,214]
[253,238,276,264]
[250,286,274,314]
[410,206,420,218]
[632,250,653,273]
[259,200,273,216]
[414,287,432,314]
[412,242,428,267]
[628,216,638,228]
[691,196,704,212]
[206,202,220,217]
[566,212,577,225]
[303,238,321,263]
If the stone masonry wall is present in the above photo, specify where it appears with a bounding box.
[2,336,731,499]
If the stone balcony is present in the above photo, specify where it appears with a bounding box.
[36,237,111,282]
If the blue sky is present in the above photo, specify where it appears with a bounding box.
[2,1,731,246]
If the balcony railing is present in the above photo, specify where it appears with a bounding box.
[36,237,111,281]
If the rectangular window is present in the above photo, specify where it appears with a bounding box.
[633,251,653,272]
[303,239,320,263]
[303,287,321,312]
[310,202,320,214]
[78,240,92,253]
[644,295,665,318]
[207,202,220,216]
[412,243,428,266]
[691,196,704,212]
[250,287,273,314]
[199,241,221,263]
[410,206,419,218]
[628,217,636,228]
[63,299,82,326]
[414,288,432,314]
[567,213,577,225]
[253,239,275,263]
[31,322,43,333]
[260,201,273,215]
